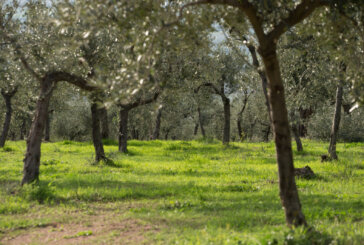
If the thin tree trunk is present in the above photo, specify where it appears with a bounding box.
[247,45,272,123]
[119,108,129,153]
[197,107,206,137]
[152,107,162,140]
[194,123,199,135]
[292,123,303,151]
[236,94,249,141]
[164,128,170,140]
[237,118,243,140]
[328,78,344,160]
[260,47,306,226]
[99,106,109,139]
[0,89,16,147]
[91,101,106,162]
[222,98,230,145]
[22,80,54,185]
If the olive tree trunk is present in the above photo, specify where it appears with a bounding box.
[0,88,17,147]
[194,123,199,135]
[119,108,129,153]
[91,101,106,162]
[99,106,109,139]
[222,97,230,145]
[22,80,54,185]
[197,107,206,137]
[328,80,344,160]
[260,47,306,226]
[292,123,303,152]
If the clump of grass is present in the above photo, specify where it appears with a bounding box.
[20,182,56,204]
[1,146,14,152]
[280,227,333,245]
[42,159,61,165]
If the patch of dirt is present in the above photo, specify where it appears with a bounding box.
[1,214,159,245]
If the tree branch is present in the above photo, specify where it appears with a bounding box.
[43,71,98,91]
[120,90,161,110]
[267,0,328,42]
[195,82,223,96]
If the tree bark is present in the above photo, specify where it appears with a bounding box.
[194,123,199,135]
[197,107,206,137]
[99,106,109,139]
[222,97,230,145]
[164,128,170,140]
[22,80,54,185]
[259,46,306,226]
[91,101,106,162]
[236,93,249,141]
[328,70,344,160]
[119,108,129,153]
[0,88,17,147]
[152,107,162,140]
[290,111,303,152]
[292,123,303,152]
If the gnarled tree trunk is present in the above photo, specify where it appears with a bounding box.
[119,108,129,153]
[91,101,106,162]
[0,88,17,148]
[222,97,230,145]
[260,46,306,226]
[22,80,54,185]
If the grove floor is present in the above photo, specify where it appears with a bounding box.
[0,139,363,244]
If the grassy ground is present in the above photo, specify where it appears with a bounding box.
[0,139,363,244]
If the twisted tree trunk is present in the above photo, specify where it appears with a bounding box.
[0,88,17,147]
[22,80,54,185]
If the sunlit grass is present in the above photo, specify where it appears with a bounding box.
[0,139,363,244]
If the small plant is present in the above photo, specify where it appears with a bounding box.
[1,146,14,152]
[21,182,56,204]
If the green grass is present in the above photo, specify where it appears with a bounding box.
[0,139,363,244]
